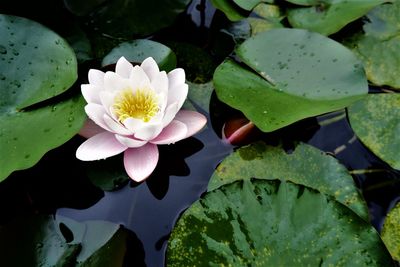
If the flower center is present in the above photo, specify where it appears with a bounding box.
[113,88,159,122]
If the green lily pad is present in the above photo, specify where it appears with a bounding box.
[248,3,284,36]
[209,142,368,220]
[187,81,214,113]
[0,215,130,266]
[210,0,247,21]
[348,93,400,170]
[232,0,263,11]
[167,179,392,266]
[0,15,85,181]
[102,39,177,72]
[382,202,400,261]
[345,2,400,89]
[214,29,367,132]
[287,0,386,36]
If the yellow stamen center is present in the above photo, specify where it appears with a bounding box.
[113,88,159,122]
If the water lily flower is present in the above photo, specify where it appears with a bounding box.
[76,57,207,182]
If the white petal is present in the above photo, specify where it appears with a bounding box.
[168,68,185,89]
[115,57,133,79]
[175,110,207,138]
[124,144,159,182]
[88,69,105,86]
[168,83,188,110]
[103,114,132,135]
[140,57,159,82]
[151,71,168,94]
[76,132,127,161]
[115,134,147,148]
[123,117,144,133]
[99,90,115,116]
[84,104,111,132]
[79,119,106,139]
[81,84,101,104]
[104,71,130,92]
[161,102,179,127]
[134,123,163,141]
[129,65,151,89]
[151,120,187,145]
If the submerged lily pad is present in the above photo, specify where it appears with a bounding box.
[102,39,177,72]
[0,15,85,181]
[209,142,368,219]
[167,179,392,266]
[0,215,130,266]
[382,202,400,261]
[348,93,400,170]
[214,28,368,132]
[345,2,400,89]
[287,0,386,36]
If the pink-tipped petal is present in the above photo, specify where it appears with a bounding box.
[84,104,112,132]
[129,65,150,88]
[134,123,163,141]
[103,114,132,135]
[79,119,106,139]
[88,69,105,86]
[76,132,127,161]
[151,71,168,94]
[116,57,133,79]
[167,83,188,110]
[104,71,129,92]
[161,102,179,127]
[140,57,159,82]
[81,84,101,104]
[123,117,144,133]
[168,68,185,89]
[115,134,147,148]
[175,110,207,138]
[124,144,159,182]
[151,120,188,145]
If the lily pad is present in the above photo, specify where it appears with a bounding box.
[248,3,284,36]
[0,15,85,181]
[167,179,392,266]
[348,93,400,170]
[102,39,177,72]
[209,142,368,219]
[345,2,400,89]
[187,81,214,113]
[214,28,368,132]
[210,0,247,21]
[382,202,400,261]
[0,215,130,266]
[287,0,386,36]
[232,0,263,11]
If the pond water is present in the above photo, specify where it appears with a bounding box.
[0,0,399,266]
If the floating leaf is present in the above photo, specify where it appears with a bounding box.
[187,81,214,113]
[232,0,263,11]
[0,215,130,266]
[167,180,392,266]
[209,142,368,219]
[210,0,247,21]
[348,93,400,170]
[345,2,400,89]
[102,39,177,72]
[287,0,386,36]
[214,29,367,132]
[382,202,400,261]
[248,3,284,36]
[0,15,85,181]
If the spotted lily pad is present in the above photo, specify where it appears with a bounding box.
[382,202,400,261]
[213,28,368,132]
[286,0,386,36]
[348,93,400,170]
[209,142,368,219]
[167,180,392,266]
[0,215,131,266]
[102,39,177,72]
[345,2,400,89]
[0,15,85,181]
